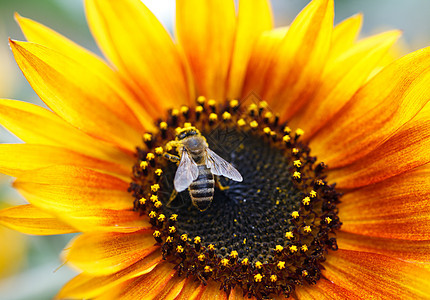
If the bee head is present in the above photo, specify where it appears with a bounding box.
[175,126,200,141]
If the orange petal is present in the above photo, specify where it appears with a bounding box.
[295,278,357,299]
[64,230,157,275]
[200,280,227,300]
[328,105,430,188]
[226,0,273,99]
[0,99,134,166]
[0,144,129,178]
[85,0,192,110]
[0,204,76,235]
[242,26,287,100]
[116,262,180,299]
[176,0,236,100]
[323,249,430,299]
[14,165,133,212]
[337,231,430,264]
[175,277,206,300]
[310,46,430,168]
[10,39,143,151]
[57,251,161,300]
[63,208,149,233]
[293,30,401,140]
[250,0,334,119]
[338,164,430,240]
[15,14,154,129]
[328,14,363,61]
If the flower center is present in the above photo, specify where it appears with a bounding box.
[129,97,342,299]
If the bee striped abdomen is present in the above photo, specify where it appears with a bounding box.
[189,165,215,211]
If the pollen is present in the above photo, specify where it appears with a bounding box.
[196,105,204,113]
[208,99,217,107]
[154,201,162,208]
[159,122,168,130]
[250,120,258,128]
[155,169,163,176]
[270,275,277,282]
[140,161,148,169]
[146,153,155,161]
[289,245,298,253]
[230,250,238,259]
[181,234,188,241]
[139,197,146,205]
[291,211,300,219]
[204,266,212,273]
[209,113,218,122]
[151,184,160,192]
[304,226,312,233]
[155,147,164,155]
[302,197,310,205]
[222,111,231,120]
[325,217,332,224]
[277,261,286,270]
[171,108,179,117]
[157,214,165,222]
[194,236,201,244]
[148,211,157,218]
[176,245,184,253]
[150,195,158,202]
[301,245,308,252]
[170,214,178,221]
[310,190,317,198]
[183,122,192,128]
[220,258,229,267]
[153,231,161,238]
[208,244,215,251]
[168,226,176,233]
[295,128,304,136]
[197,96,206,105]
[283,135,291,143]
[198,254,205,261]
[255,261,263,269]
[143,133,152,142]
[230,99,239,108]
[275,245,284,252]
[241,258,249,265]
[285,231,294,239]
[180,106,189,114]
[237,118,246,127]
[294,160,302,167]
[302,270,309,277]
[293,171,301,179]
[254,274,263,282]
[263,127,271,134]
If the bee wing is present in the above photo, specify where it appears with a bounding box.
[174,149,199,192]
[205,148,243,182]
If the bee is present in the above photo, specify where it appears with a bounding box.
[163,126,243,211]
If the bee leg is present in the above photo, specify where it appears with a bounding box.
[166,189,178,207]
[163,153,180,163]
[215,177,230,191]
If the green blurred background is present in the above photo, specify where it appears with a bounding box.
[0,0,429,299]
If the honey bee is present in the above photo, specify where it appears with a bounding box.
[163,126,243,211]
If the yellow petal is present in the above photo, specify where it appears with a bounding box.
[250,0,334,119]
[311,46,430,168]
[323,249,430,299]
[58,251,162,299]
[0,99,134,167]
[15,13,154,129]
[176,0,236,100]
[64,231,157,275]
[296,278,357,299]
[14,165,133,212]
[0,204,76,235]
[328,105,430,188]
[85,0,192,109]
[176,277,206,300]
[226,0,273,98]
[337,231,430,264]
[242,27,288,99]
[10,39,143,151]
[293,30,401,139]
[328,13,363,61]
[199,280,228,300]
[0,144,129,178]
[339,164,430,240]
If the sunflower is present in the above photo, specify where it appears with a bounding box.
[1,0,430,299]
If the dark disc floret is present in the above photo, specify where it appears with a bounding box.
[128,96,342,299]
